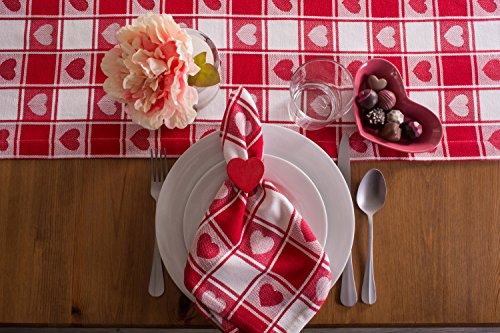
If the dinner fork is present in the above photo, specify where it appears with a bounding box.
[149,148,168,297]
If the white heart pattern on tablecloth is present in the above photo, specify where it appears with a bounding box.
[28,93,48,116]
[308,25,328,47]
[310,95,331,117]
[34,24,53,46]
[449,94,469,117]
[214,184,229,200]
[376,26,396,49]
[236,24,257,46]
[250,230,274,255]
[97,94,118,115]
[444,25,464,48]
[101,23,120,45]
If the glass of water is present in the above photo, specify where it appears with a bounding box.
[288,59,354,130]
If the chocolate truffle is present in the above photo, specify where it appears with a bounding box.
[379,122,402,142]
[367,75,387,92]
[364,107,386,128]
[401,121,423,140]
[356,89,378,110]
[386,109,404,125]
[377,90,397,111]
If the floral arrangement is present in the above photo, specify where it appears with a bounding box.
[101,14,220,130]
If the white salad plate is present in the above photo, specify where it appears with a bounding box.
[156,125,354,301]
[182,154,328,250]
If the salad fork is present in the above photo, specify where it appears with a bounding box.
[149,148,168,297]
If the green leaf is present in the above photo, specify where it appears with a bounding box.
[193,52,207,67]
[188,63,221,87]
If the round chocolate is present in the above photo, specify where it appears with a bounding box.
[386,109,404,125]
[401,121,423,140]
[367,75,387,92]
[379,122,402,142]
[377,90,397,111]
[364,107,385,128]
[356,89,378,110]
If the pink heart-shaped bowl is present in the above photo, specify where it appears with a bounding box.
[353,58,443,153]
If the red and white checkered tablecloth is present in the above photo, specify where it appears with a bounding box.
[0,0,499,160]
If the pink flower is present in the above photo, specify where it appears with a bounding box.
[101,14,199,129]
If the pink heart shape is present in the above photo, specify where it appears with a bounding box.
[478,0,497,12]
[203,0,221,10]
[353,58,443,153]
[342,0,361,13]
[413,60,433,82]
[272,0,292,12]
[69,0,88,11]
[130,128,150,150]
[137,0,155,10]
[196,233,220,259]
[483,59,500,81]
[409,0,427,13]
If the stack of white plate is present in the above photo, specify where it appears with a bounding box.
[156,125,354,301]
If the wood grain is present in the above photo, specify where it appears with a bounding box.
[0,160,499,327]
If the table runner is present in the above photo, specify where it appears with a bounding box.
[0,0,499,161]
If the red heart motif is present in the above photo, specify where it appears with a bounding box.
[65,58,86,80]
[273,59,294,81]
[300,219,316,242]
[0,129,9,151]
[477,0,497,12]
[227,157,264,193]
[0,58,16,81]
[347,60,363,78]
[196,233,220,259]
[69,0,88,11]
[488,130,500,150]
[2,0,21,12]
[342,0,361,13]
[413,60,432,82]
[203,0,221,10]
[353,58,443,153]
[59,128,80,151]
[349,132,368,153]
[482,59,500,81]
[137,0,155,10]
[272,0,292,11]
[130,128,150,150]
[409,0,427,13]
[259,284,283,307]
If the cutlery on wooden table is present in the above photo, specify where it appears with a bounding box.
[338,133,358,307]
[356,169,387,305]
[149,148,168,297]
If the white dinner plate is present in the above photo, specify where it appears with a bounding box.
[156,125,354,301]
[182,155,328,250]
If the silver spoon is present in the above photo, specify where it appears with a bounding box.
[356,169,387,305]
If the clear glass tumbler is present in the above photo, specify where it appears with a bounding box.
[288,59,354,130]
[185,28,220,110]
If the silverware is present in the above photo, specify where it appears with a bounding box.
[356,169,387,305]
[149,148,168,297]
[338,133,357,307]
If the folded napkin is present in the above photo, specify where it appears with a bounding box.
[184,87,332,333]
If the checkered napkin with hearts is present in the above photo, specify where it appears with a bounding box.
[184,87,331,333]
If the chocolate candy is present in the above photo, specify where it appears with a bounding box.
[356,89,378,110]
[377,90,397,111]
[364,107,385,128]
[367,75,387,92]
[386,109,404,125]
[401,121,423,140]
[379,122,402,142]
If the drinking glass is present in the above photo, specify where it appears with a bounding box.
[289,59,354,130]
[185,28,220,110]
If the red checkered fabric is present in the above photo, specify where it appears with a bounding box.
[0,0,499,160]
[184,87,331,333]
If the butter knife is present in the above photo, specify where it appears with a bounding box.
[338,133,357,307]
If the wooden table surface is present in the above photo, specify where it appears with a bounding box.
[0,159,499,327]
